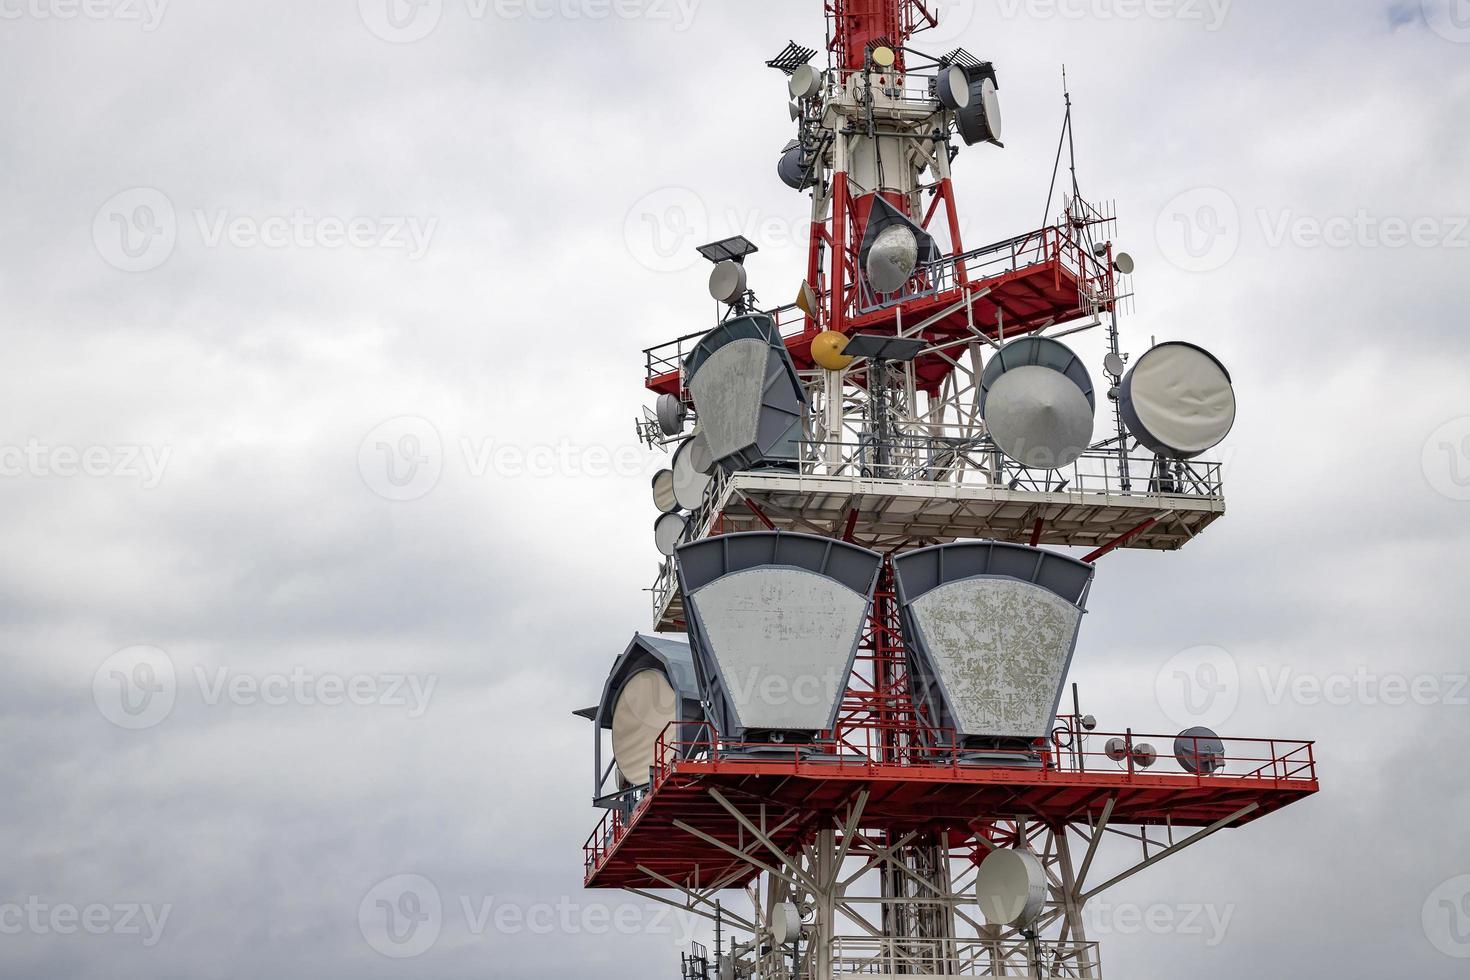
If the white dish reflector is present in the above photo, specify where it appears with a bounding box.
[976,849,1046,927]
[611,669,679,785]
[985,365,1094,471]
[1120,342,1236,459]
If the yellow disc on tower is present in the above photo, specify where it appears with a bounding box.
[872,46,896,69]
[812,331,854,371]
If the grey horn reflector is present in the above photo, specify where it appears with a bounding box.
[685,315,807,474]
[895,542,1095,745]
[676,532,882,743]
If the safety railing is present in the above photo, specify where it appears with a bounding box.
[831,935,1101,978]
[587,721,1316,879]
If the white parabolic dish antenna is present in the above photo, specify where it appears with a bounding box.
[1120,342,1236,459]
[652,469,679,514]
[672,436,714,511]
[709,260,748,305]
[976,849,1046,928]
[985,365,1094,470]
[937,64,971,110]
[654,513,688,557]
[610,668,678,785]
[865,224,920,294]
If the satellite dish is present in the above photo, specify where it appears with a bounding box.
[1119,342,1236,459]
[1175,727,1227,775]
[1105,737,1129,763]
[984,365,1094,470]
[610,668,679,785]
[1113,252,1136,275]
[871,45,896,69]
[788,101,801,122]
[652,469,679,514]
[778,146,816,190]
[1080,714,1098,731]
[686,430,716,475]
[654,513,688,557]
[1132,743,1159,769]
[769,902,802,945]
[958,76,1002,146]
[976,849,1046,928]
[981,336,1097,413]
[672,436,714,511]
[811,331,853,372]
[656,392,688,437]
[788,64,822,101]
[937,65,971,110]
[864,224,919,294]
[709,260,748,305]
[1103,352,1127,378]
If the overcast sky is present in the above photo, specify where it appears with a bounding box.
[1,0,1468,977]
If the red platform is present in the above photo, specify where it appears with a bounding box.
[645,223,1116,399]
[584,731,1319,890]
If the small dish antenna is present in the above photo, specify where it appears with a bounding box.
[870,45,896,69]
[957,72,1003,146]
[709,260,748,305]
[1103,352,1127,378]
[778,145,817,190]
[1132,743,1159,769]
[769,902,802,945]
[652,470,680,514]
[1175,727,1227,775]
[1113,252,1136,275]
[937,64,971,110]
[654,512,688,557]
[788,64,822,101]
[656,392,688,437]
[976,849,1047,928]
[672,436,714,511]
[1105,737,1129,763]
[811,331,853,371]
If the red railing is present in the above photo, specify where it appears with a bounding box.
[584,719,1317,878]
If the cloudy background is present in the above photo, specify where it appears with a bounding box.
[0,0,1467,976]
